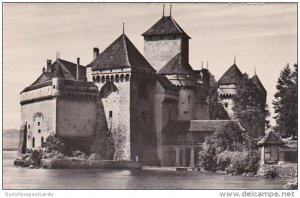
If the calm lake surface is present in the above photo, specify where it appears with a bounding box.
[3,151,290,190]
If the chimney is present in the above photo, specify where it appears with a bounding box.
[76,57,80,81]
[47,59,52,71]
[93,47,99,60]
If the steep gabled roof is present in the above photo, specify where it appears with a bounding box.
[142,16,191,39]
[21,58,86,93]
[163,120,245,133]
[252,75,267,94]
[89,34,155,72]
[257,131,283,146]
[54,59,86,80]
[157,53,195,75]
[218,64,243,84]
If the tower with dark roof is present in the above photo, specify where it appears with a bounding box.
[142,14,190,72]
[88,34,158,164]
[218,62,243,119]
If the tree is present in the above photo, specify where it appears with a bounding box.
[198,122,246,171]
[273,64,298,138]
[232,74,269,138]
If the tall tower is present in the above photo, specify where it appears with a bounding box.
[88,33,158,164]
[218,62,243,119]
[142,12,191,72]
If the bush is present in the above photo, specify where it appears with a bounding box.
[43,135,66,154]
[72,150,87,159]
[31,149,43,165]
[215,150,260,174]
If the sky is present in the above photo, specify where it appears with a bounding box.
[3,2,297,129]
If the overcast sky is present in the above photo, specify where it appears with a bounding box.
[3,3,297,129]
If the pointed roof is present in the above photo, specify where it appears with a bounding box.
[252,75,266,94]
[218,64,243,84]
[157,53,195,75]
[21,58,86,93]
[89,34,155,72]
[53,64,65,79]
[257,131,283,146]
[142,16,191,39]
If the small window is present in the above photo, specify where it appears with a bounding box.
[74,124,76,128]
[38,122,40,126]
[41,136,44,143]
[184,111,189,114]
[32,137,35,148]
[28,125,30,129]
[264,147,271,161]
[109,111,113,118]
[28,135,30,139]
[38,129,41,133]
[224,103,228,108]
[53,85,56,89]
[188,95,191,103]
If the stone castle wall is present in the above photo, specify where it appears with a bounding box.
[130,78,158,164]
[56,97,97,138]
[21,98,56,149]
[177,88,196,120]
[94,77,131,161]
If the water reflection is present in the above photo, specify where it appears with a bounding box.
[3,151,288,189]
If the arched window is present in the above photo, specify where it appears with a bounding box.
[32,137,35,148]
[106,76,110,82]
[41,137,44,143]
[111,75,115,83]
[96,76,100,83]
[125,74,130,81]
[101,76,105,83]
[92,76,96,82]
[99,82,119,98]
[120,74,124,82]
[115,75,120,83]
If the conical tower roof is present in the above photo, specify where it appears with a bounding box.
[218,64,243,84]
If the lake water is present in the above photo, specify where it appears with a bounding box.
[3,151,290,190]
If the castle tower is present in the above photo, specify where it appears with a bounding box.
[157,53,197,120]
[218,62,243,119]
[88,33,158,164]
[142,12,191,72]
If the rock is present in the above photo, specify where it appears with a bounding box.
[243,172,247,176]
[283,181,298,190]
[29,165,34,169]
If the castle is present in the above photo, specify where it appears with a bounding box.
[19,10,266,167]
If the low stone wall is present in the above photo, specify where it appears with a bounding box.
[41,159,142,169]
[258,163,297,178]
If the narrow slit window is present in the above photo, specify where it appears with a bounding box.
[109,111,113,118]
